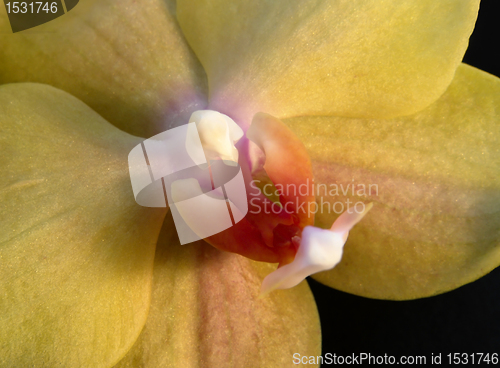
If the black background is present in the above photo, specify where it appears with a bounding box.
[308,1,500,365]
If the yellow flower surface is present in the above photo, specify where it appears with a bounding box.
[0,0,498,367]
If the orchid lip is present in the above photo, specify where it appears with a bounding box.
[173,109,329,284]
[179,109,370,295]
[260,203,373,295]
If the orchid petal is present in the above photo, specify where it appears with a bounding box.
[0,84,166,367]
[284,64,500,300]
[112,215,321,367]
[177,0,479,124]
[0,0,207,138]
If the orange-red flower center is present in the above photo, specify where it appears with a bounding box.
[204,112,315,266]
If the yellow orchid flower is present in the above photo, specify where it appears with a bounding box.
[0,0,499,367]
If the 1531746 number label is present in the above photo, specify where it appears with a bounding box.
[447,353,499,365]
[2,0,79,33]
[5,2,58,13]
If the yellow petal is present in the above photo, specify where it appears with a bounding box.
[0,0,207,138]
[177,0,479,123]
[283,64,500,300]
[113,214,321,367]
[0,84,166,367]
